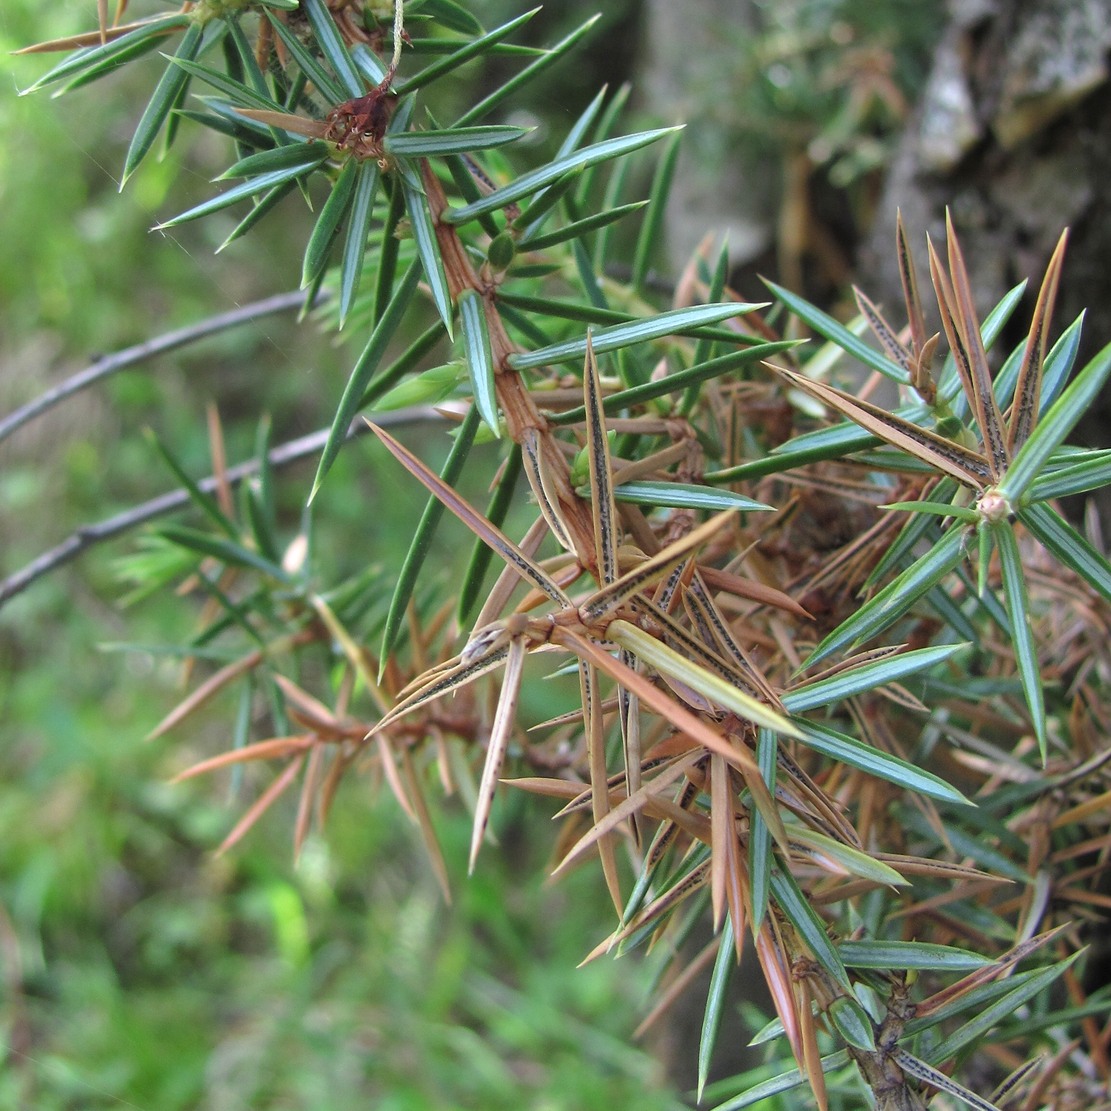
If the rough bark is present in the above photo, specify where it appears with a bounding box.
[863,0,1111,360]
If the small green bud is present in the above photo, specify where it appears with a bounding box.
[569,429,616,486]
[487,232,516,273]
[372,362,464,411]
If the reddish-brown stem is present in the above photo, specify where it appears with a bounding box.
[419,159,599,570]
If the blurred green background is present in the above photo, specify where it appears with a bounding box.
[0,3,685,1108]
[0,1,947,1106]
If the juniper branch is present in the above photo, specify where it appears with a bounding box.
[0,406,442,609]
[0,290,313,447]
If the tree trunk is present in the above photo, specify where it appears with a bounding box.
[638,0,773,271]
[863,0,1111,357]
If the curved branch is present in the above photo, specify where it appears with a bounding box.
[0,290,315,446]
[0,406,444,609]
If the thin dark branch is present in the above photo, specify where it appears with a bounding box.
[0,290,315,446]
[0,407,443,609]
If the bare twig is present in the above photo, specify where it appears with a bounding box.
[0,406,443,609]
[0,290,314,446]
[390,0,405,71]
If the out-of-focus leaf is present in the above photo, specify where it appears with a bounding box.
[159,525,290,582]
[410,0,484,35]
[372,362,463,411]
[576,83,631,204]
[141,430,241,544]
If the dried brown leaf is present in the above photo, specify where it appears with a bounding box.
[470,635,526,873]
[854,286,911,374]
[896,209,929,371]
[399,747,452,903]
[148,649,264,740]
[293,743,324,860]
[578,511,735,624]
[234,108,331,140]
[14,17,173,52]
[172,734,315,783]
[216,755,305,855]
[944,212,1010,477]
[773,364,990,488]
[1008,229,1068,452]
[369,421,572,608]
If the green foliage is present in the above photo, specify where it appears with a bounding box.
[6,3,1111,1110]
